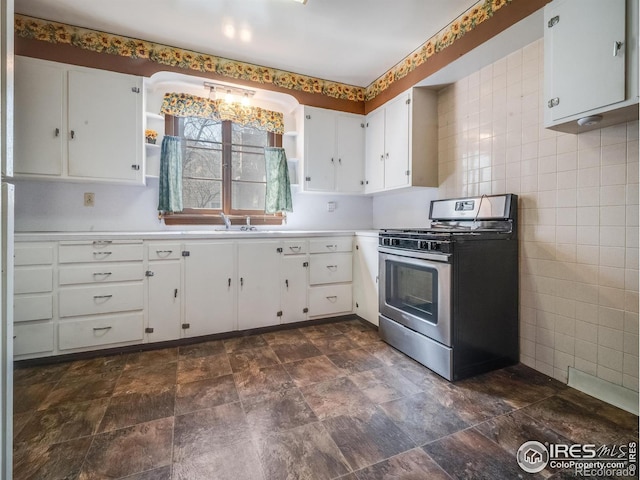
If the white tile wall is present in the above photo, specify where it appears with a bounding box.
[437,38,639,391]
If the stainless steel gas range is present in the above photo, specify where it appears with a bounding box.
[378,194,519,381]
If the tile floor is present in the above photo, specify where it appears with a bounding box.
[12,318,639,480]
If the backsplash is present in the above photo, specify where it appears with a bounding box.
[437,38,639,392]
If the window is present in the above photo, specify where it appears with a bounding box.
[163,115,282,225]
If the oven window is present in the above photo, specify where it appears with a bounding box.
[385,260,438,323]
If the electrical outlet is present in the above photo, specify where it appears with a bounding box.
[327,201,336,212]
[84,192,95,207]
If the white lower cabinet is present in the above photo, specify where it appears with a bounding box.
[183,241,236,337]
[353,234,379,326]
[238,241,282,330]
[14,235,353,359]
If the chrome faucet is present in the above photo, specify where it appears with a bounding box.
[219,212,231,230]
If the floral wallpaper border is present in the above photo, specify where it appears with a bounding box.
[15,0,513,103]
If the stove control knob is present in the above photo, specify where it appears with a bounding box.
[419,241,429,250]
[382,238,391,246]
[431,243,440,251]
[391,238,400,246]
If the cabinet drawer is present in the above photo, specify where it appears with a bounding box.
[58,312,144,350]
[59,283,143,317]
[309,253,352,285]
[282,240,308,255]
[59,263,144,285]
[308,284,353,317]
[15,243,54,266]
[309,237,353,254]
[15,266,53,294]
[147,243,182,261]
[59,242,143,263]
[14,322,54,356]
[14,294,53,323]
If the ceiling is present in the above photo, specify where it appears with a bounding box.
[15,0,480,87]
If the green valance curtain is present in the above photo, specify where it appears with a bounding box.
[158,135,183,213]
[160,92,285,134]
[264,147,293,214]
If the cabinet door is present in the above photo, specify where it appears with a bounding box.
[303,106,336,191]
[384,93,410,189]
[545,0,626,121]
[67,69,143,182]
[184,242,235,337]
[335,114,365,193]
[353,236,379,326]
[238,241,281,330]
[147,261,181,342]
[281,255,308,324]
[364,108,385,193]
[14,57,64,176]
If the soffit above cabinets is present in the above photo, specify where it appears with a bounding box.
[14,0,479,87]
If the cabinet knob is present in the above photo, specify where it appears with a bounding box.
[70,130,75,139]
[613,41,623,57]
[54,128,60,137]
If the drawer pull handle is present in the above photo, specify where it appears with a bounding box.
[289,246,301,252]
[326,244,337,250]
[326,295,338,302]
[93,272,112,277]
[93,326,112,332]
[93,240,112,246]
[93,295,113,299]
[93,251,112,257]
[326,265,338,271]
[156,250,173,255]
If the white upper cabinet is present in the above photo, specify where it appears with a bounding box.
[544,0,639,132]
[298,105,365,193]
[364,87,438,193]
[14,56,144,184]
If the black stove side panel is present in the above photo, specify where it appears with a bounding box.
[451,238,519,380]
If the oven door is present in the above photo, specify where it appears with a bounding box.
[379,247,452,346]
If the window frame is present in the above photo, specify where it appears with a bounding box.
[162,115,283,226]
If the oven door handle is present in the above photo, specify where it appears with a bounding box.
[378,246,451,263]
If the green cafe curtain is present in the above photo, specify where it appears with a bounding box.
[160,92,285,135]
[264,147,293,214]
[158,135,183,213]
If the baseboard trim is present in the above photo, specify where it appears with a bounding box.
[568,367,639,416]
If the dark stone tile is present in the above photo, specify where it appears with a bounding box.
[39,373,118,409]
[121,465,172,480]
[174,402,251,463]
[364,342,412,367]
[61,354,127,380]
[270,341,323,363]
[98,387,175,432]
[223,335,268,353]
[263,329,310,345]
[13,362,70,386]
[244,388,318,439]
[354,448,451,480]
[327,348,384,375]
[558,388,639,433]
[343,328,381,347]
[178,339,226,359]
[13,436,92,480]
[435,380,515,425]
[393,355,449,390]
[379,392,470,445]
[173,441,264,480]
[423,428,545,480]
[228,347,280,372]
[114,362,177,396]
[310,335,361,355]
[349,367,422,404]
[301,377,374,420]
[79,417,174,480]
[13,382,57,413]
[233,364,294,400]
[176,354,232,384]
[257,422,351,480]
[175,374,239,415]
[333,319,374,334]
[299,324,344,340]
[12,411,32,439]
[322,406,416,471]
[521,393,639,445]
[15,397,109,446]
[283,355,345,387]
[124,347,178,370]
